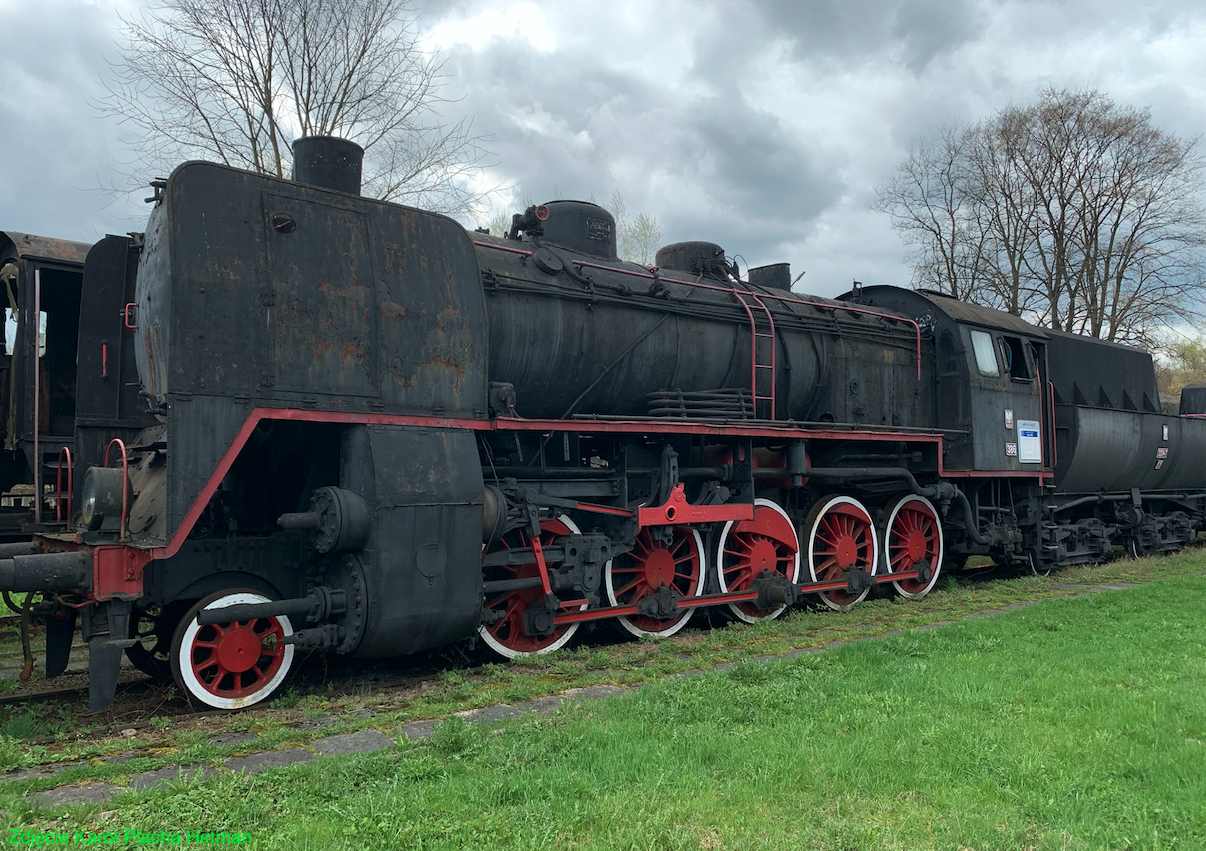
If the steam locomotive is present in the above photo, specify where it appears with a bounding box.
[3,137,1203,711]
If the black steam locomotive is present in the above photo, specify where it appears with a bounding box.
[3,137,1203,711]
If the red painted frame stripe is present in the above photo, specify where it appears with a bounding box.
[151,406,1051,559]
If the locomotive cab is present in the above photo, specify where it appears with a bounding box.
[843,286,1052,474]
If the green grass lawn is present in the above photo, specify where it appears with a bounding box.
[8,570,1205,849]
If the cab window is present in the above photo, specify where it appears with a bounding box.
[970,329,999,376]
[999,335,1031,381]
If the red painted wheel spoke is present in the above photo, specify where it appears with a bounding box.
[808,496,878,611]
[719,501,799,623]
[614,576,643,598]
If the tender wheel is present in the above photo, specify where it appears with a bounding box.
[606,526,705,638]
[883,494,943,598]
[127,601,191,681]
[805,495,878,612]
[479,516,586,658]
[170,591,295,710]
[716,498,800,624]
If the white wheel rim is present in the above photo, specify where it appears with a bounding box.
[807,495,878,612]
[478,515,586,658]
[176,592,295,710]
[884,494,943,598]
[607,528,705,638]
[716,498,800,624]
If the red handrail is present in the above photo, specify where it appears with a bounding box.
[104,438,130,540]
[55,447,72,523]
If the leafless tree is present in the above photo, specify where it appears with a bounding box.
[875,125,989,301]
[878,87,1206,345]
[604,191,663,266]
[98,0,492,215]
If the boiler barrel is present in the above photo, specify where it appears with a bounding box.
[483,277,826,420]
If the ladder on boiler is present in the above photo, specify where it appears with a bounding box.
[731,289,777,419]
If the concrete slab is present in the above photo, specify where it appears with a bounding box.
[4,761,86,784]
[294,715,339,730]
[225,748,313,775]
[515,695,572,714]
[397,720,437,741]
[311,729,392,756]
[27,783,123,808]
[456,704,526,725]
[563,685,629,701]
[130,765,214,791]
[209,731,259,748]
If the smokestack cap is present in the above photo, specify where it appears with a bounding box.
[292,136,364,196]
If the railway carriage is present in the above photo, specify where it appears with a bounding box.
[2,137,1202,711]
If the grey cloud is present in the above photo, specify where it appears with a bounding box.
[0,2,144,243]
[444,38,841,266]
[748,0,986,70]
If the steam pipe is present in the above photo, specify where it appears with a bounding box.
[0,551,92,592]
[951,487,992,545]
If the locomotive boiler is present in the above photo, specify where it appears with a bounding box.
[3,136,1203,712]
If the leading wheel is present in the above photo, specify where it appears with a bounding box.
[715,498,800,624]
[805,495,878,612]
[883,494,943,598]
[478,516,586,658]
[606,526,704,638]
[128,601,191,681]
[170,590,295,710]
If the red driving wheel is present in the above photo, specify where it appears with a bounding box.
[607,526,704,637]
[884,494,943,598]
[805,495,878,612]
[478,516,586,658]
[715,498,800,623]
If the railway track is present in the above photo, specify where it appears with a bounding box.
[0,554,1194,746]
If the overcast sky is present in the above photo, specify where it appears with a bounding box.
[1,0,1203,297]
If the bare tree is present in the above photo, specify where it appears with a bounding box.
[602,191,662,265]
[878,87,1206,345]
[98,0,491,215]
[875,125,989,300]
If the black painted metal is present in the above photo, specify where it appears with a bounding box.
[748,263,792,290]
[292,136,364,196]
[477,233,919,423]
[654,241,729,280]
[539,201,617,260]
[134,161,488,545]
[1180,384,1206,415]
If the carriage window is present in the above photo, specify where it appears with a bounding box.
[999,335,1031,381]
[970,329,999,376]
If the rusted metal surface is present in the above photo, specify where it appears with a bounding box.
[0,232,91,266]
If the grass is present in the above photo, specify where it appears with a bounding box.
[5,566,1205,849]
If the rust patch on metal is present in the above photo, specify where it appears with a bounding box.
[381,300,407,319]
